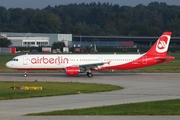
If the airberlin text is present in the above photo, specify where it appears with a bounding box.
[31,56,68,64]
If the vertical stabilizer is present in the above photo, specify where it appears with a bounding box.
[146,32,172,56]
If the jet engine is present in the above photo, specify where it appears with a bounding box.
[65,66,80,76]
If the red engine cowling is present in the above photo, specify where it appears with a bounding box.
[65,66,80,76]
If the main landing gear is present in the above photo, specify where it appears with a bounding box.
[87,72,93,78]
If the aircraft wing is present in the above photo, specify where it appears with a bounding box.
[79,61,110,68]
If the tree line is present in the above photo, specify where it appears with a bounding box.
[0,1,180,36]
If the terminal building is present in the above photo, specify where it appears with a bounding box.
[0,32,180,48]
[72,35,180,48]
[0,32,72,47]
[6,36,49,47]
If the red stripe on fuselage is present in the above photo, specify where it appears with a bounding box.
[97,55,174,70]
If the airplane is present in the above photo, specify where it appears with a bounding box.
[6,32,174,78]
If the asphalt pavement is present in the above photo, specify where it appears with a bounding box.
[0,72,180,120]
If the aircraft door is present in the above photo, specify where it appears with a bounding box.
[142,56,147,64]
[23,56,28,65]
[98,57,102,63]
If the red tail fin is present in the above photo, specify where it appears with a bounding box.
[146,32,172,56]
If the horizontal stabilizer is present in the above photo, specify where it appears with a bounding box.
[155,56,174,60]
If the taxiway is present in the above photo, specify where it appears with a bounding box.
[0,72,180,120]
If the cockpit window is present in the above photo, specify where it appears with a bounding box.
[12,59,18,61]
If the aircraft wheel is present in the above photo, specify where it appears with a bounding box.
[24,70,28,77]
[87,72,93,78]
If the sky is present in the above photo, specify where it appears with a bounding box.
[1,0,180,9]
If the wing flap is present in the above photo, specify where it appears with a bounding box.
[78,61,111,68]
[79,62,106,68]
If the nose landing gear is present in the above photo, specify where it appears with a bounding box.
[24,70,28,77]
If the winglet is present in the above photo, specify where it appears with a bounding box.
[107,61,111,65]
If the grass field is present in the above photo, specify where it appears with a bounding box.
[0,81,122,100]
[0,54,18,72]
[0,53,180,73]
[26,99,180,116]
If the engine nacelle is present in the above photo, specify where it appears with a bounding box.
[65,66,80,76]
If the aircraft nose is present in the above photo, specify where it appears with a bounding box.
[6,61,13,68]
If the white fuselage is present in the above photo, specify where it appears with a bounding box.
[6,54,143,70]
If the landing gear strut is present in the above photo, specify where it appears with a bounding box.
[24,70,28,77]
[87,72,93,78]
